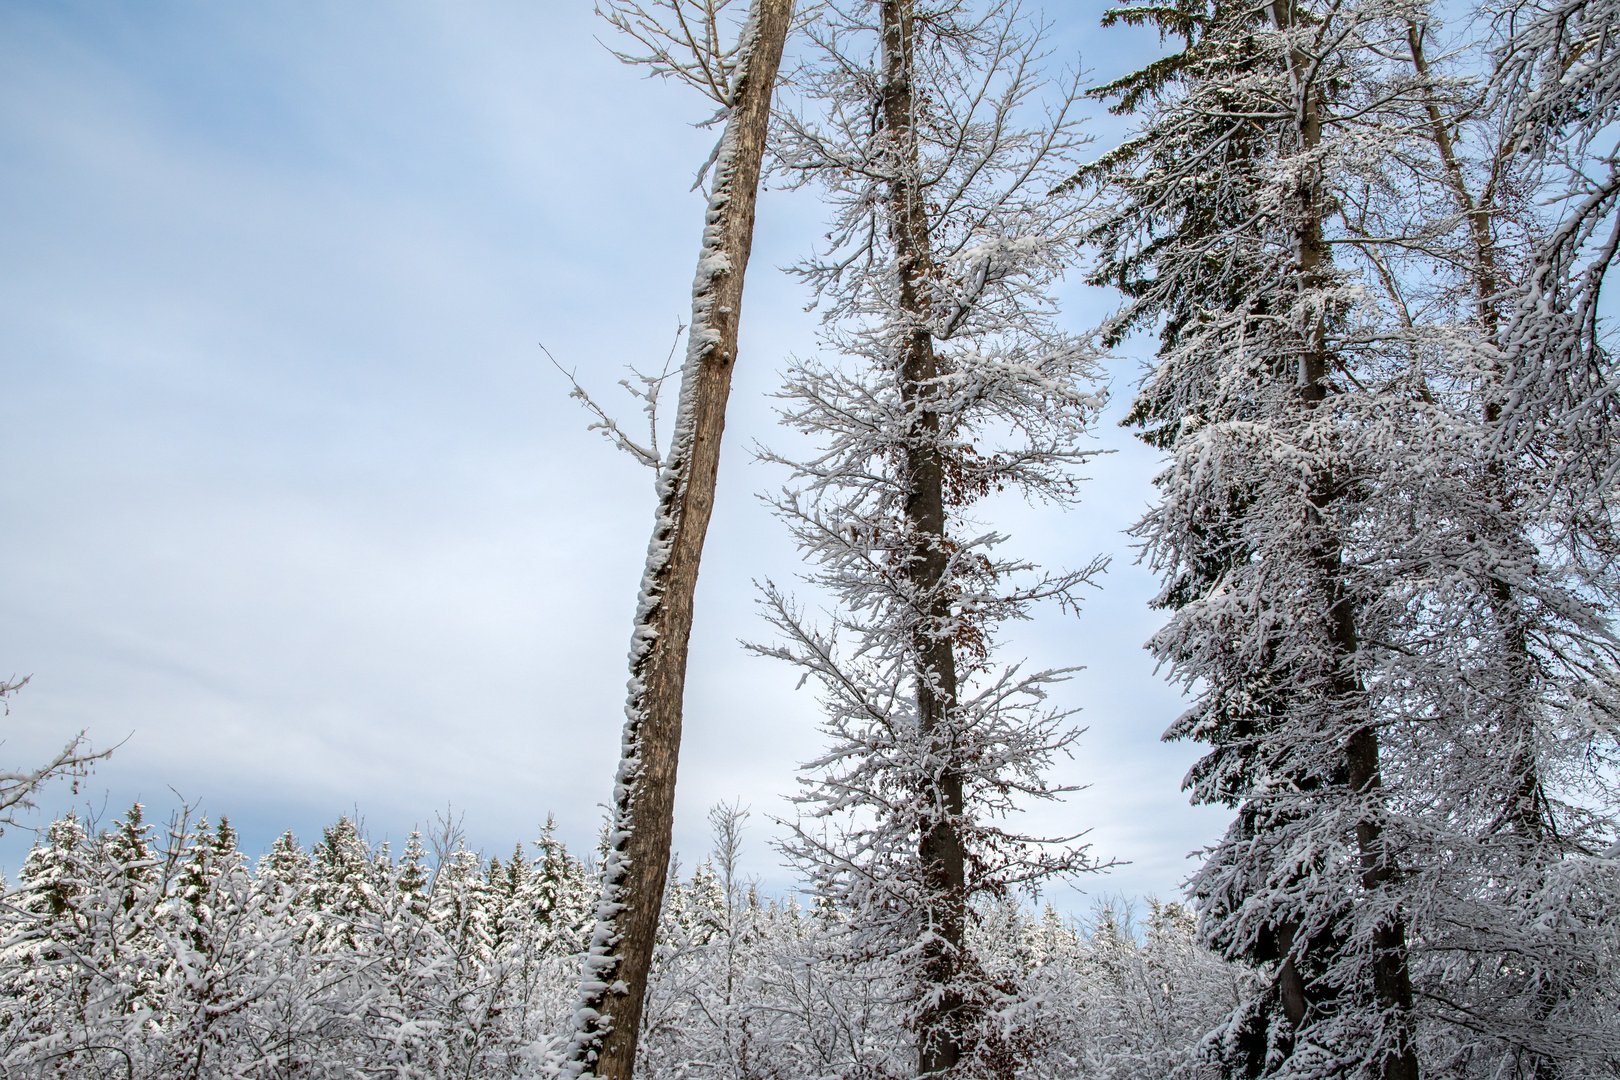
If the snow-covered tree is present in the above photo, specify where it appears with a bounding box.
[1496,0,1620,512]
[1072,2,1452,1075]
[0,798,1265,1079]
[1076,0,1620,1075]
[755,0,1110,1072]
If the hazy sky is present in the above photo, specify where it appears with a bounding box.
[0,0,1226,910]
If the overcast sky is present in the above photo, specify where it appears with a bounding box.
[0,0,1226,911]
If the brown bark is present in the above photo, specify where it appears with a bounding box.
[567,3,792,1076]
[878,1,967,1072]
[1275,923,1309,1028]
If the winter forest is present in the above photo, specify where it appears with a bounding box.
[2,0,1619,1077]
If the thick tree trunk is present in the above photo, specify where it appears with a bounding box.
[562,2,792,1076]
[877,1,966,1074]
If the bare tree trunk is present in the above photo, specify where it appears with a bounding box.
[877,1,966,1072]
[562,2,792,1075]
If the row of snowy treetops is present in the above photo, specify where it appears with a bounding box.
[2,801,1244,1080]
[6,0,1620,1076]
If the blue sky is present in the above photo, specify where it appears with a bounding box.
[0,0,1226,910]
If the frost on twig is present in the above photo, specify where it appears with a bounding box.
[597,0,749,106]
[751,1,1113,1071]
[597,0,754,190]
[543,326,685,473]
[0,676,112,834]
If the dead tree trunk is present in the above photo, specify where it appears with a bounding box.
[1275,4,1418,1076]
[562,2,792,1075]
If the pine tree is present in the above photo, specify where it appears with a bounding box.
[0,799,1273,1079]
[1078,1,1620,1075]
[308,816,379,952]
[529,815,592,955]
[259,829,312,897]
[3,812,97,1064]
[359,828,448,1079]
[158,815,284,1080]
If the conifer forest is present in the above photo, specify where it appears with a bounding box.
[2,0,1619,1077]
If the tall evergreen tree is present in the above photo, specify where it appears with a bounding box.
[1071,2,1458,1074]
[308,816,379,953]
[1078,1,1620,1076]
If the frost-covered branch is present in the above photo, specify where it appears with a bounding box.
[753,2,1112,1072]
[0,677,111,834]
[546,330,683,472]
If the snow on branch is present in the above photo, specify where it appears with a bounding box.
[543,329,684,473]
[0,676,112,833]
[598,0,750,108]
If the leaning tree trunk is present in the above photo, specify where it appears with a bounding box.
[562,2,793,1076]
[878,0,967,1072]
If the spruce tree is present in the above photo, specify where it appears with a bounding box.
[1079,0,1620,1075]
[1074,2,1436,1074]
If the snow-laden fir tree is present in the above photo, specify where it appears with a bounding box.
[0,798,1259,1079]
[757,1,1109,1072]
[1074,1,1435,1075]
[1074,0,1620,1075]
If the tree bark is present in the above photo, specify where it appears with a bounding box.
[877,1,967,1072]
[563,2,793,1075]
